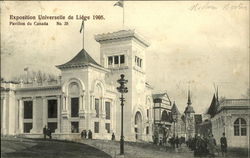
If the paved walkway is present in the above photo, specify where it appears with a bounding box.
[77,139,193,158]
[1,137,111,158]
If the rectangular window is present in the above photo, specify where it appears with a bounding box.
[105,123,110,133]
[95,99,99,117]
[24,101,33,119]
[146,126,149,135]
[71,122,79,133]
[140,59,142,67]
[234,126,239,136]
[114,56,119,64]
[241,127,247,136]
[120,55,125,64]
[137,58,140,67]
[71,98,79,117]
[108,56,113,65]
[147,109,149,118]
[23,123,32,133]
[94,122,99,133]
[48,122,57,133]
[48,100,57,118]
[105,102,111,119]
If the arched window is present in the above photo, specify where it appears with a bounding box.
[234,118,247,136]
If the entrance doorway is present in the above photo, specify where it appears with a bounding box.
[135,111,142,140]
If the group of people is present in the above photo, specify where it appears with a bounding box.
[187,133,227,157]
[80,130,93,139]
[168,136,185,148]
[43,126,52,139]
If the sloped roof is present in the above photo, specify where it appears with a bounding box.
[56,49,102,69]
[206,94,219,118]
[171,102,181,115]
[152,93,166,99]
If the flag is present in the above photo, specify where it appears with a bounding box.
[114,0,123,8]
[80,20,84,33]
[24,67,29,71]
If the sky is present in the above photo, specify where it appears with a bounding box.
[1,1,249,113]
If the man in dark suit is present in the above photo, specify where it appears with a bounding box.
[220,133,227,157]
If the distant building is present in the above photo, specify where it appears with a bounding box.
[211,99,250,148]
[152,93,172,141]
[184,89,196,139]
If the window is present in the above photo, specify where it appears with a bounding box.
[135,56,142,67]
[48,100,57,118]
[146,126,149,135]
[120,55,125,64]
[23,123,32,133]
[234,118,247,136]
[147,109,149,118]
[95,99,99,117]
[105,123,110,133]
[71,98,79,117]
[94,122,99,133]
[71,122,79,133]
[24,101,32,119]
[108,56,113,66]
[114,56,119,64]
[48,122,57,133]
[105,102,111,119]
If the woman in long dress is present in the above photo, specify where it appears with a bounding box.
[207,134,216,158]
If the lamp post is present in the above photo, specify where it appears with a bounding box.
[117,74,128,155]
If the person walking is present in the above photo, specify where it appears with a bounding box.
[207,134,216,158]
[88,130,92,139]
[47,128,52,139]
[43,125,47,139]
[220,132,227,157]
[175,136,179,148]
[111,132,115,141]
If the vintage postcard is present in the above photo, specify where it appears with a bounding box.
[1,1,249,158]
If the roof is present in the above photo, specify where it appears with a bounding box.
[206,94,219,118]
[171,102,181,115]
[217,99,250,112]
[56,49,102,69]
[152,93,166,99]
[95,29,150,47]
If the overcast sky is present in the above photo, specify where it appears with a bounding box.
[1,1,249,113]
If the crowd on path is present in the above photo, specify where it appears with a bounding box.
[152,132,227,157]
[186,133,227,157]
[80,130,93,139]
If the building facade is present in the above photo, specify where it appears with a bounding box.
[1,30,156,142]
[211,99,250,148]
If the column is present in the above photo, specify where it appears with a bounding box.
[42,97,47,127]
[2,97,7,135]
[19,99,24,134]
[82,95,85,111]
[31,97,37,133]
[55,96,61,133]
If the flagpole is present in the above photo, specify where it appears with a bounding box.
[83,19,84,50]
[123,1,124,29]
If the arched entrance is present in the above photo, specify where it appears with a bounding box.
[134,111,142,140]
